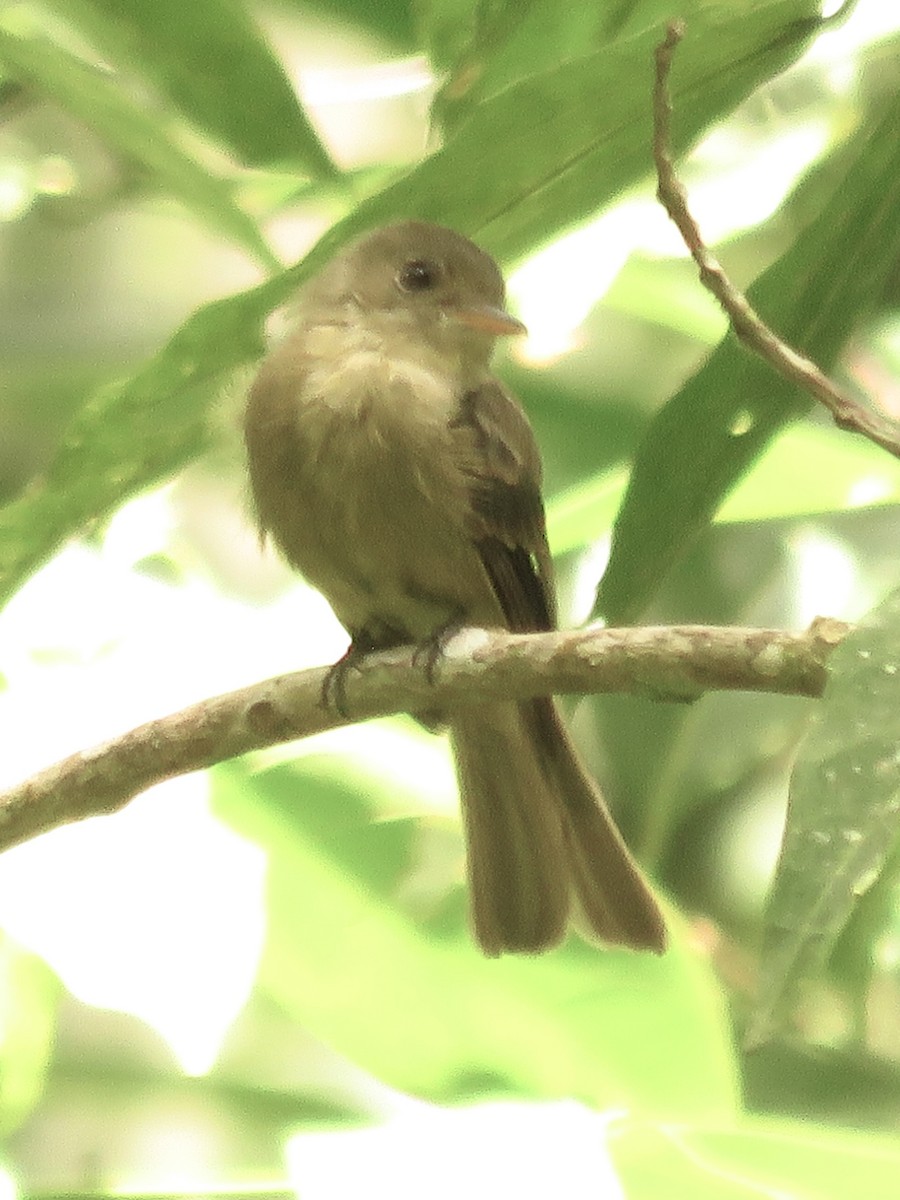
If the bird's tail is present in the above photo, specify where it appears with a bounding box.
[450,698,666,956]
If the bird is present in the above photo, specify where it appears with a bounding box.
[243,219,666,956]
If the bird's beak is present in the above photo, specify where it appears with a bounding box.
[451,304,527,337]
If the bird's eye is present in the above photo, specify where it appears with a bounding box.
[397,259,439,292]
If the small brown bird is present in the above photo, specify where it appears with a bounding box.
[244,220,666,955]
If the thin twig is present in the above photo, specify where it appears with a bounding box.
[0,619,848,855]
[653,21,900,460]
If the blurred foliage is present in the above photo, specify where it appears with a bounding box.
[1,0,900,1195]
[598,87,900,624]
[214,760,737,1113]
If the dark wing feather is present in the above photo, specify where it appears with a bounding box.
[450,381,556,633]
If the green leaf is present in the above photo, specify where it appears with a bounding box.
[44,0,338,177]
[247,0,822,267]
[751,587,900,1046]
[546,424,900,556]
[0,214,365,607]
[0,936,60,1136]
[282,1,824,265]
[605,253,728,343]
[433,0,699,133]
[0,281,276,606]
[427,0,540,129]
[597,85,900,623]
[302,0,416,49]
[715,422,900,524]
[0,0,827,607]
[547,465,630,556]
[380,0,823,261]
[213,758,738,1114]
[612,1116,900,1199]
[0,14,278,267]
[415,0,482,72]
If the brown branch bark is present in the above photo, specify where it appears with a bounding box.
[0,618,848,855]
[3,32,876,862]
[653,20,900,460]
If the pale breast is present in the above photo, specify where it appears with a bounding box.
[281,337,500,639]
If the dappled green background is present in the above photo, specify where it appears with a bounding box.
[2,0,900,1195]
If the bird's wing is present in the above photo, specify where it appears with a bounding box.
[449,379,556,632]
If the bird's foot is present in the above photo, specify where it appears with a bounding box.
[321,623,411,717]
[321,637,377,718]
[412,612,465,685]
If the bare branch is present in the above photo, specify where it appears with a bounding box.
[0,618,848,855]
[653,21,900,460]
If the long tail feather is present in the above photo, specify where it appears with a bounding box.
[451,699,666,955]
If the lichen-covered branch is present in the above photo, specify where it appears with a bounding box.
[0,618,848,854]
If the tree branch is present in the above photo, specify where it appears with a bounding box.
[0,619,848,854]
[1,33,872,860]
[653,21,900,459]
